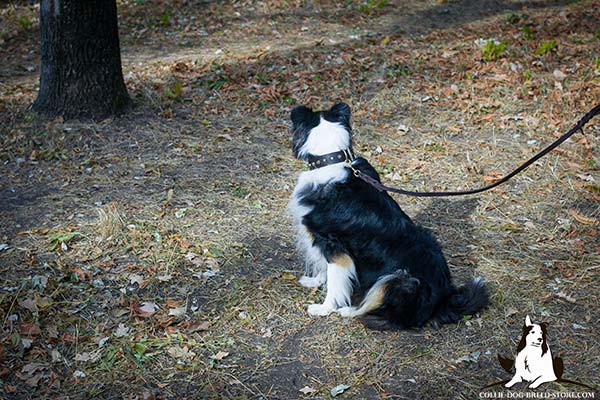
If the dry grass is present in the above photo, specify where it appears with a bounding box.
[1,0,599,399]
[95,203,127,243]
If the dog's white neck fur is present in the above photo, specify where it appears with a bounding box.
[298,117,350,159]
[290,117,352,210]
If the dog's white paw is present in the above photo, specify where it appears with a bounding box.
[336,307,357,317]
[528,380,547,389]
[307,303,334,316]
[299,275,324,288]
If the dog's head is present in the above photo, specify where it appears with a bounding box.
[290,102,352,160]
[517,315,549,355]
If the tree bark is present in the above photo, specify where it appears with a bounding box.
[32,0,130,120]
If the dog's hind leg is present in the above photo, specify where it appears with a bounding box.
[307,254,356,316]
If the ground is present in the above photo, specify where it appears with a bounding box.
[1,0,599,399]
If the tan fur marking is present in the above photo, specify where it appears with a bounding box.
[331,254,353,268]
[305,229,313,240]
[358,283,386,313]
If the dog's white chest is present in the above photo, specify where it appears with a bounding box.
[515,348,554,379]
[288,164,348,279]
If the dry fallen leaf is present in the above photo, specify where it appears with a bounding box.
[129,273,145,286]
[20,323,41,336]
[134,301,159,317]
[505,307,519,318]
[20,297,38,312]
[483,171,503,184]
[75,349,102,363]
[568,209,598,225]
[167,345,196,360]
[331,384,350,397]
[22,363,45,375]
[168,306,186,316]
[281,272,296,281]
[50,349,62,363]
[4,383,17,394]
[187,320,210,332]
[114,323,130,337]
[556,292,576,303]
[73,370,86,378]
[299,386,317,395]
[210,351,229,360]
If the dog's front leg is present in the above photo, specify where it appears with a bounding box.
[505,375,522,388]
[528,375,555,389]
[299,273,326,288]
[307,254,356,316]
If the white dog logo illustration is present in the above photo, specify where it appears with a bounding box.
[485,315,594,391]
[502,315,560,388]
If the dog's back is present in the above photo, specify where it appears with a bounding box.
[300,156,489,329]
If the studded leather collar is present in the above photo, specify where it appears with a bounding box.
[306,148,355,170]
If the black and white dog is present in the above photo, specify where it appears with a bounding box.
[288,102,489,329]
[503,315,560,389]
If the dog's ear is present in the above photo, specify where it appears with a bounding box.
[525,315,533,327]
[291,105,312,127]
[329,102,351,126]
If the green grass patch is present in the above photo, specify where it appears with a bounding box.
[231,186,249,198]
[386,63,412,78]
[207,76,229,91]
[535,39,557,56]
[506,13,521,24]
[165,81,183,99]
[424,143,445,153]
[522,25,535,41]
[255,72,271,85]
[358,0,388,14]
[18,15,33,30]
[47,231,81,251]
[482,40,508,61]
[159,11,173,26]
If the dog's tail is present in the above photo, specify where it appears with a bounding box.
[433,277,489,325]
[347,270,434,330]
[350,273,488,330]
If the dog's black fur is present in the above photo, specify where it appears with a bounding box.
[291,102,489,330]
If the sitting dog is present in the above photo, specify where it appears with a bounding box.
[288,102,489,329]
[503,315,561,389]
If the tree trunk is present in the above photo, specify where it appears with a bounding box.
[32,0,130,120]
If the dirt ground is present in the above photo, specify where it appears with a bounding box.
[1,0,599,399]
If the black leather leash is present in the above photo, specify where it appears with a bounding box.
[348,104,600,197]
